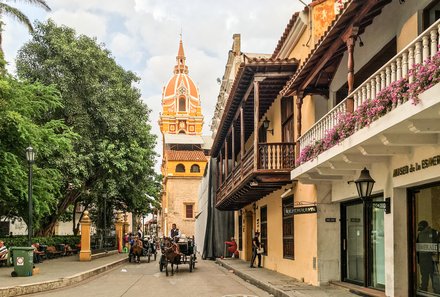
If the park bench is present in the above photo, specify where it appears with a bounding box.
[65,245,78,256]
[46,246,63,259]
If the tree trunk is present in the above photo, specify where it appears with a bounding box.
[73,203,89,236]
[37,189,81,236]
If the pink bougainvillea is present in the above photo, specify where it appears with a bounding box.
[296,49,440,165]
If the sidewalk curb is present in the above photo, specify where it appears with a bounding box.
[216,258,289,297]
[0,257,128,297]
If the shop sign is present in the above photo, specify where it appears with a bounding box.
[393,155,440,177]
[416,243,439,253]
[325,218,337,222]
[284,206,317,215]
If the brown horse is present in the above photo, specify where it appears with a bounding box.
[129,238,143,263]
[163,237,180,276]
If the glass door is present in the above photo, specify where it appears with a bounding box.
[409,184,440,297]
[342,196,385,290]
[342,202,365,284]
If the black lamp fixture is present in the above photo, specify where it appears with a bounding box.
[358,35,364,47]
[252,202,258,214]
[262,117,274,135]
[26,146,35,246]
[354,167,391,214]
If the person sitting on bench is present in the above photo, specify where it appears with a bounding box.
[0,241,8,260]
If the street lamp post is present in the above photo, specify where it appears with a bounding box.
[26,147,35,247]
[353,167,391,288]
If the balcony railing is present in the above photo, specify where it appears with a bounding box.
[298,19,440,153]
[259,142,295,170]
[216,142,295,206]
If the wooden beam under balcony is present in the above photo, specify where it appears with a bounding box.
[215,142,295,210]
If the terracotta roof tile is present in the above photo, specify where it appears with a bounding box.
[280,0,353,96]
[243,54,299,64]
[166,150,207,162]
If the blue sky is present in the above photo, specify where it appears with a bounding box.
[3,0,307,171]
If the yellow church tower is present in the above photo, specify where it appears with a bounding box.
[159,39,209,238]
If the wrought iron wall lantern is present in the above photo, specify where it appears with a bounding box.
[262,117,274,135]
[354,167,391,214]
[252,202,258,214]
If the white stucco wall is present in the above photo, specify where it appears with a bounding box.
[331,0,432,94]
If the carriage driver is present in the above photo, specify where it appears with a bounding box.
[170,223,181,242]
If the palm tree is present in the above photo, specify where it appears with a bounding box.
[0,0,51,61]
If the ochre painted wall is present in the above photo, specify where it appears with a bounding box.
[166,160,207,178]
[397,12,418,52]
[163,177,201,237]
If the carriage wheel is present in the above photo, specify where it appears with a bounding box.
[189,255,193,272]
[192,255,196,269]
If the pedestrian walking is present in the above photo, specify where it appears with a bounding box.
[250,231,262,268]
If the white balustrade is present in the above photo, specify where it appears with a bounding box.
[396,58,402,80]
[297,19,440,154]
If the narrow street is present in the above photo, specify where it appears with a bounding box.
[27,258,270,297]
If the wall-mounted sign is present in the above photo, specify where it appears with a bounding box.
[350,218,361,223]
[325,218,337,223]
[393,155,440,177]
[284,206,317,216]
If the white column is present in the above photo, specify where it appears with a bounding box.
[385,187,408,297]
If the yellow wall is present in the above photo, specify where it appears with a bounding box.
[397,12,418,52]
[165,160,207,178]
[162,177,201,237]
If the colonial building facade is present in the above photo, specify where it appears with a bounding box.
[212,0,440,296]
[159,39,209,238]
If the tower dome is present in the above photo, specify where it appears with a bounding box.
[163,39,199,99]
[159,38,204,135]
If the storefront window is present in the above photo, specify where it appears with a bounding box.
[413,185,440,296]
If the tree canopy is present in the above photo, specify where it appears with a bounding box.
[0,74,76,230]
[15,20,160,235]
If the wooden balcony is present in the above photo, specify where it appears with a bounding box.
[216,142,295,210]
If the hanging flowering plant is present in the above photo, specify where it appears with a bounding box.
[334,0,350,15]
[296,49,440,165]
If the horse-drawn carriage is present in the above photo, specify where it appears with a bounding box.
[128,236,158,263]
[159,235,196,276]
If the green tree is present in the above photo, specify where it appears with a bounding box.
[0,73,76,230]
[16,20,159,235]
[0,0,50,67]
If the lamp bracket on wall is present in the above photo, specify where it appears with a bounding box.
[262,117,274,135]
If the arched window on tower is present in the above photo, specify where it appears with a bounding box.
[176,163,185,172]
[190,164,200,173]
[179,97,186,112]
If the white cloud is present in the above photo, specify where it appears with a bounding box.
[50,9,108,41]
[3,0,308,172]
